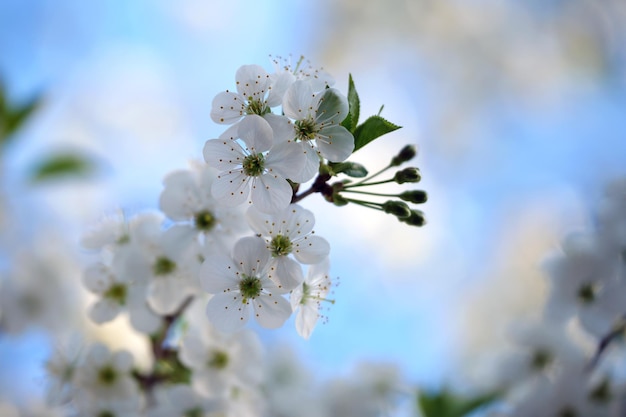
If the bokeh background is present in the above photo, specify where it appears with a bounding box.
[1,0,626,411]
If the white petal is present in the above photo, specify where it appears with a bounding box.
[211,170,250,206]
[179,334,207,370]
[263,113,295,143]
[282,80,316,120]
[265,141,307,180]
[203,139,246,170]
[237,114,273,152]
[235,65,270,98]
[296,303,320,339]
[287,142,319,183]
[210,91,245,124]
[206,292,250,332]
[267,70,296,107]
[128,302,161,334]
[83,263,113,294]
[245,206,274,236]
[253,294,292,329]
[88,299,121,324]
[316,125,354,162]
[268,257,304,290]
[315,88,348,125]
[293,235,330,264]
[159,170,197,220]
[282,204,315,237]
[251,174,292,214]
[199,253,240,294]
[290,285,304,310]
[232,236,271,277]
[148,278,193,315]
[112,350,134,372]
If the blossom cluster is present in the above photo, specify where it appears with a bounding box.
[485,179,626,417]
[0,56,426,416]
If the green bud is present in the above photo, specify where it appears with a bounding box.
[332,193,349,206]
[399,209,426,227]
[390,145,417,166]
[382,201,411,219]
[394,167,421,184]
[399,190,428,204]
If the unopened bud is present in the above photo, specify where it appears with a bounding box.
[382,201,411,219]
[390,145,417,166]
[399,209,426,227]
[394,167,421,184]
[399,190,428,204]
[332,193,349,206]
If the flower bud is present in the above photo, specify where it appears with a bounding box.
[399,209,426,227]
[390,145,417,166]
[393,167,421,184]
[399,190,428,204]
[332,193,349,206]
[382,200,411,219]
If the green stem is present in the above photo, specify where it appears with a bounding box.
[343,178,396,188]
[342,189,398,198]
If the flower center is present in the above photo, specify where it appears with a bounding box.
[245,97,270,116]
[97,365,117,385]
[194,210,216,231]
[185,408,204,417]
[208,350,229,370]
[531,349,552,370]
[295,118,318,141]
[239,274,262,301]
[242,153,265,177]
[270,234,293,257]
[577,283,597,304]
[104,283,127,305]
[153,256,176,276]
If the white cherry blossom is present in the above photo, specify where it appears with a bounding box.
[159,161,247,252]
[179,319,263,397]
[199,236,292,332]
[290,258,333,339]
[210,64,272,125]
[203,114,305,213]
[280,79,354,179]
[246,204,330,290]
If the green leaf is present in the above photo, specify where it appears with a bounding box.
[328,161,368,178]
[341,74,360,132]
[0,78,42,146]
[353,115,401,153]
[30,153,96,183]
[418,389,500,417]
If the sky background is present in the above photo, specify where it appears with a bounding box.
[1,0,626,408]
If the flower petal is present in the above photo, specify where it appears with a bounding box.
[251,174,292,214]
[293,235,330,264]
[237,114,273,152]
[316,88,348,125]
[235,65,270,98]
[203,139,246,171]
[282,80,316,121]
[265,141,308,181]
[316,125,354,162]
[268,257,304,290]
[210,91,245,124]
[232,236,271,277]
[206,292,250,333]
[199,253,240,294]
[253,294,292,329]
[211,170,250,206]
